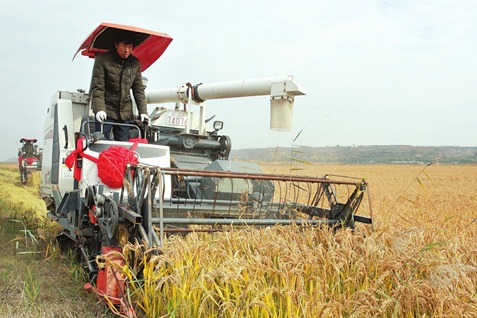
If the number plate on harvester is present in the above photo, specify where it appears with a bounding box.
[166,112,188,127]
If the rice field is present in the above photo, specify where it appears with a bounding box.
[1,163,477,317]
[117,163,477,317]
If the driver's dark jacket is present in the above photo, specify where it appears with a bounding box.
[90,50,147,121]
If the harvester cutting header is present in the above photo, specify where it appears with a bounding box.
[40,23,373,311]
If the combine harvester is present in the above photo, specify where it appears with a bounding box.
[40,23,373,312]
[18,138,42,184]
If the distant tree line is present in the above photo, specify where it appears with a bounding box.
[231,145,477,164]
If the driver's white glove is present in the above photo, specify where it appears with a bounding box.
[96,111,107,123]
[140,114,150,123]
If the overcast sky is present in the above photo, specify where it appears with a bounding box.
[1,0,476,161]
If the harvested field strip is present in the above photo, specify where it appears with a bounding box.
[0,164,114,318]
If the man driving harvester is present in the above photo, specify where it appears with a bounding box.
[90,29,150,141]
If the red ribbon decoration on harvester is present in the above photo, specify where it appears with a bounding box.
[65,137,144,188]
[65,137,98,181]
[97,145,139,188]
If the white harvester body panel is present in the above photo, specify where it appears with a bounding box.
[40,89,172,210]
[41,91,89,205]
[80,140,171,200]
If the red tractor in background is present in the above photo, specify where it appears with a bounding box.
[18,138,42,184]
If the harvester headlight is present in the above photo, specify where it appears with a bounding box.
[213,121,223,131]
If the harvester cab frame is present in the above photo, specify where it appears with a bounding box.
[39,22,373,311]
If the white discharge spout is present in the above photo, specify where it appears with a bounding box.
[146,75,306,131]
